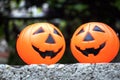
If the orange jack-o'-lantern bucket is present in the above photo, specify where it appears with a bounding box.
[70,22,119,63]
[16,23,66,64]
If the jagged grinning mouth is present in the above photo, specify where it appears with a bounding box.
[75,42,106,56]
[32,45,63,58]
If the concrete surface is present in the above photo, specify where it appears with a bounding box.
[0,63,120,80]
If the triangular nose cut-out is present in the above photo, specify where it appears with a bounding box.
[84,32,94,41]
[45,34,55,44]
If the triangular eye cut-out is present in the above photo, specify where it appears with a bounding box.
[76,28,84,35]
[54,29,62,37]
[93,26,105,32]
[33,27,44,35]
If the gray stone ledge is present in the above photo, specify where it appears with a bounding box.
[0,63,120,80]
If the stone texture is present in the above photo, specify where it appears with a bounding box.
[0,63,120,80]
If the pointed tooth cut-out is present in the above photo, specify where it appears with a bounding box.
[94,45,100,49]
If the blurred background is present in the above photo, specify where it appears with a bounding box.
[0,0,120,65]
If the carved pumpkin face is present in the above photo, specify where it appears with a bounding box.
[70,22,119,63]
[16,23,65,64]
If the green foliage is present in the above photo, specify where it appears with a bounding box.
[0,26,4,38]
[68,4,88,12]
[113,0,120,10]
